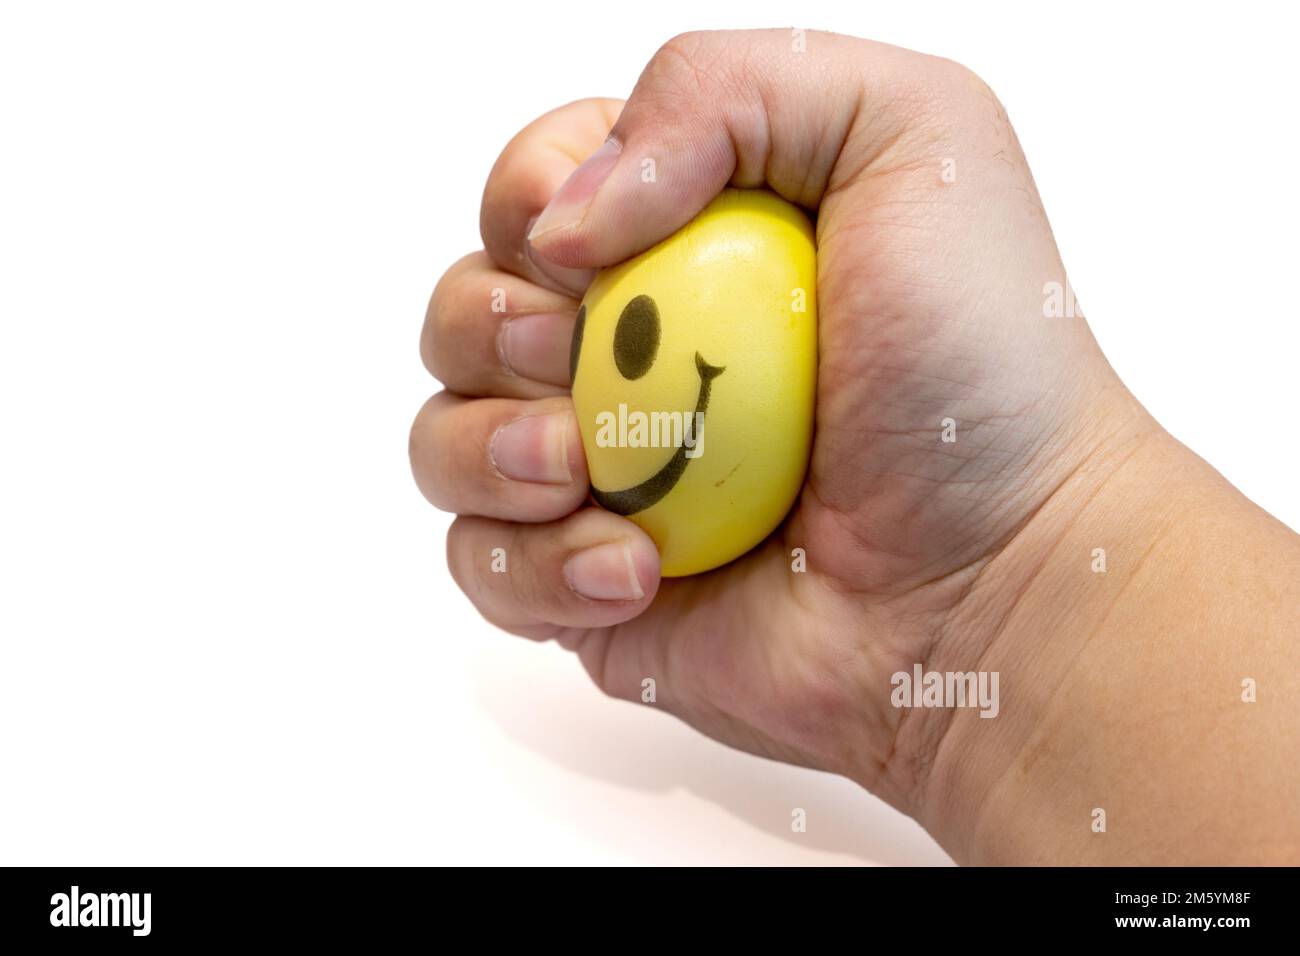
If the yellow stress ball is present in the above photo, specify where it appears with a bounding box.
[570,188,817,577]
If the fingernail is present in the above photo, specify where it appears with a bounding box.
[498,312,574,386]
[564,540,645,602]
[489,412,574,484]
[527,138,622,243]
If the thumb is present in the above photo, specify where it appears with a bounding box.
[524,29,944,268]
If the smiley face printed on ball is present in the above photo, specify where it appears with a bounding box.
[570,188,817,578]
[573,293,725,517]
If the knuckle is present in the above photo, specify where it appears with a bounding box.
[645,32,726,98]
[656,30,709,62]
[422,253,486,382]
[409,393,460,512]
[426,287,452,377]
[873,54,1016,155]
[422,273,458,379]
[930,56,1009,118]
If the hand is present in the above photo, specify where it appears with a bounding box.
[411,30,1300,864]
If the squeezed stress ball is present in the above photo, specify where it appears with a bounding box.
[570,188,817,577]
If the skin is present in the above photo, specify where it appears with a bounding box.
[410,29,1300,864]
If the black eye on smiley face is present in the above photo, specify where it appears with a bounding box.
[570,294,662,384]
[612,294,660,379]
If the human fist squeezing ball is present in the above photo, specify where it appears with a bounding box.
[412,30,1300,866]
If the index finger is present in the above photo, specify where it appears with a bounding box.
[480,97,623,295]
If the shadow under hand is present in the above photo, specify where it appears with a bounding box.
[472,641,954,866]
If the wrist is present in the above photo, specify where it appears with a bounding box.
[899,397,1174,862]
[911,412,1300,864]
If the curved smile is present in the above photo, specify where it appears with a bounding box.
[590,352,725,516]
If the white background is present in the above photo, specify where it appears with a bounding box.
[1,1,1296,865]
